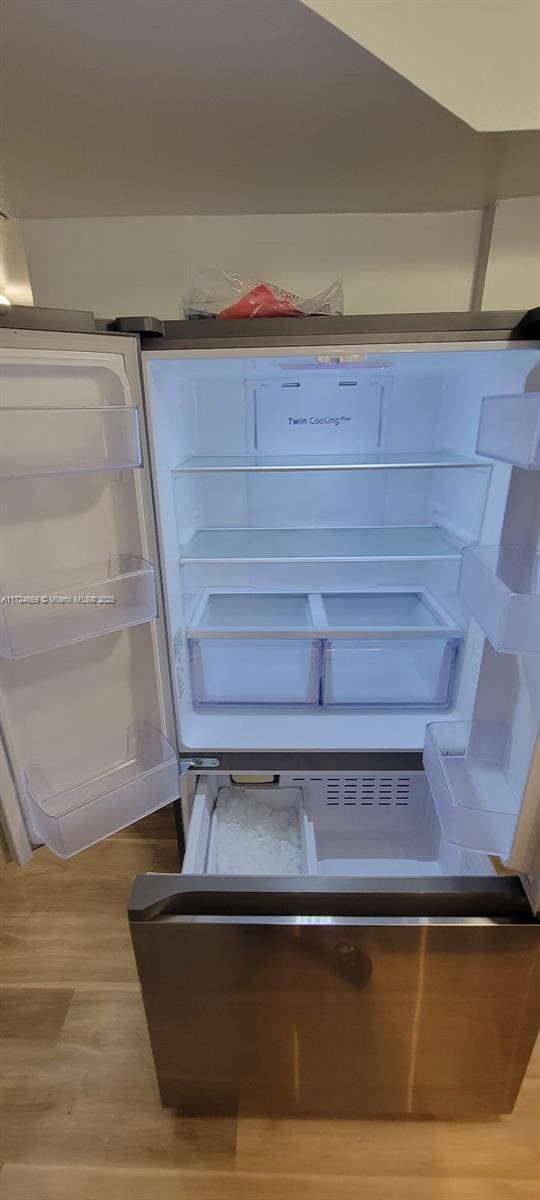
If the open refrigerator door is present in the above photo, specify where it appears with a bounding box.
[0,329,178,861]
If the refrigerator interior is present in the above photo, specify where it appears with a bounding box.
[145,345,539,747]
[145,342,540,880]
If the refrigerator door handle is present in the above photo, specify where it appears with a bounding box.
[128,873,535,922]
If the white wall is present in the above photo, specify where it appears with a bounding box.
[0,217,33,305]
[482,197,540,310]
[20,211,483,319]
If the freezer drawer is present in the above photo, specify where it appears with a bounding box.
[129,875,539,1118]
[182,772,472,877]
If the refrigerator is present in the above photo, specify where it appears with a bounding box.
[1,304,539,1119]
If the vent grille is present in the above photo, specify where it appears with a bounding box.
[292,774,412,807]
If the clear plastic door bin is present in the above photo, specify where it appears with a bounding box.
[476,393,540,469]
[0,406,142,478]
[423,721,520,858]
[0,556,158,659]
[459,545,540,654]
[24,722,178,858]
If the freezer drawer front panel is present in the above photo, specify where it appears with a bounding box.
[130,896,539,1119]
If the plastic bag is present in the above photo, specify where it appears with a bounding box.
[183,269,343,320]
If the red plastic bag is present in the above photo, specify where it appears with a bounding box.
[184,270,343,320]
[218,283,302,319]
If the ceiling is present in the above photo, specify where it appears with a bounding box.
[302,0,540,133]
[1,0,540,218]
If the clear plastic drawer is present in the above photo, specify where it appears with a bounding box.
[188,637,322,707]
[322,637,460,709]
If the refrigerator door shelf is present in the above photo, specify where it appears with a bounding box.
[23,722,178,858]
[0,405,142,478]
[423,721,521,858]
[459,545,540,654]
[179,525,465,564]
[0,350,131,407]
[477,392,540,469]
[0,556,158,659]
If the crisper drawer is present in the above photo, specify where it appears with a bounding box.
[188,637,322,707]
[129,872,539,1119]
[185,588,461,710]
[322,636,460,708]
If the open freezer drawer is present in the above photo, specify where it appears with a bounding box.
[129,772,540,1119]
[129,871,539,1119]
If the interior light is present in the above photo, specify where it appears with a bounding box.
[0,294,11,306]
[316,355,393,368]
[281,356,393,370]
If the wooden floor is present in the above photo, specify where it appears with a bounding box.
[1,807,539,1200]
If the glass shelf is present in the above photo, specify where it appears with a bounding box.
[0,406,142,479]
[319,590,456,632]
[179,526,465,564]
[24,722,178,858]
[190,590,313,632]
[0,556,157,659]
[476,392,540,469]
[187,588,460,637]
[459,545,540,654]
[174,451,486,472]
[423,721,520,858]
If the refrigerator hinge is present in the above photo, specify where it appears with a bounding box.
[179,756,220,776]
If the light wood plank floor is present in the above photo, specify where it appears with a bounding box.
[1,808,539,1199]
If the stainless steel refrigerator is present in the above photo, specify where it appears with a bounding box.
[1,305,539,1118]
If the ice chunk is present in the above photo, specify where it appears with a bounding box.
[214,786,302,875]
